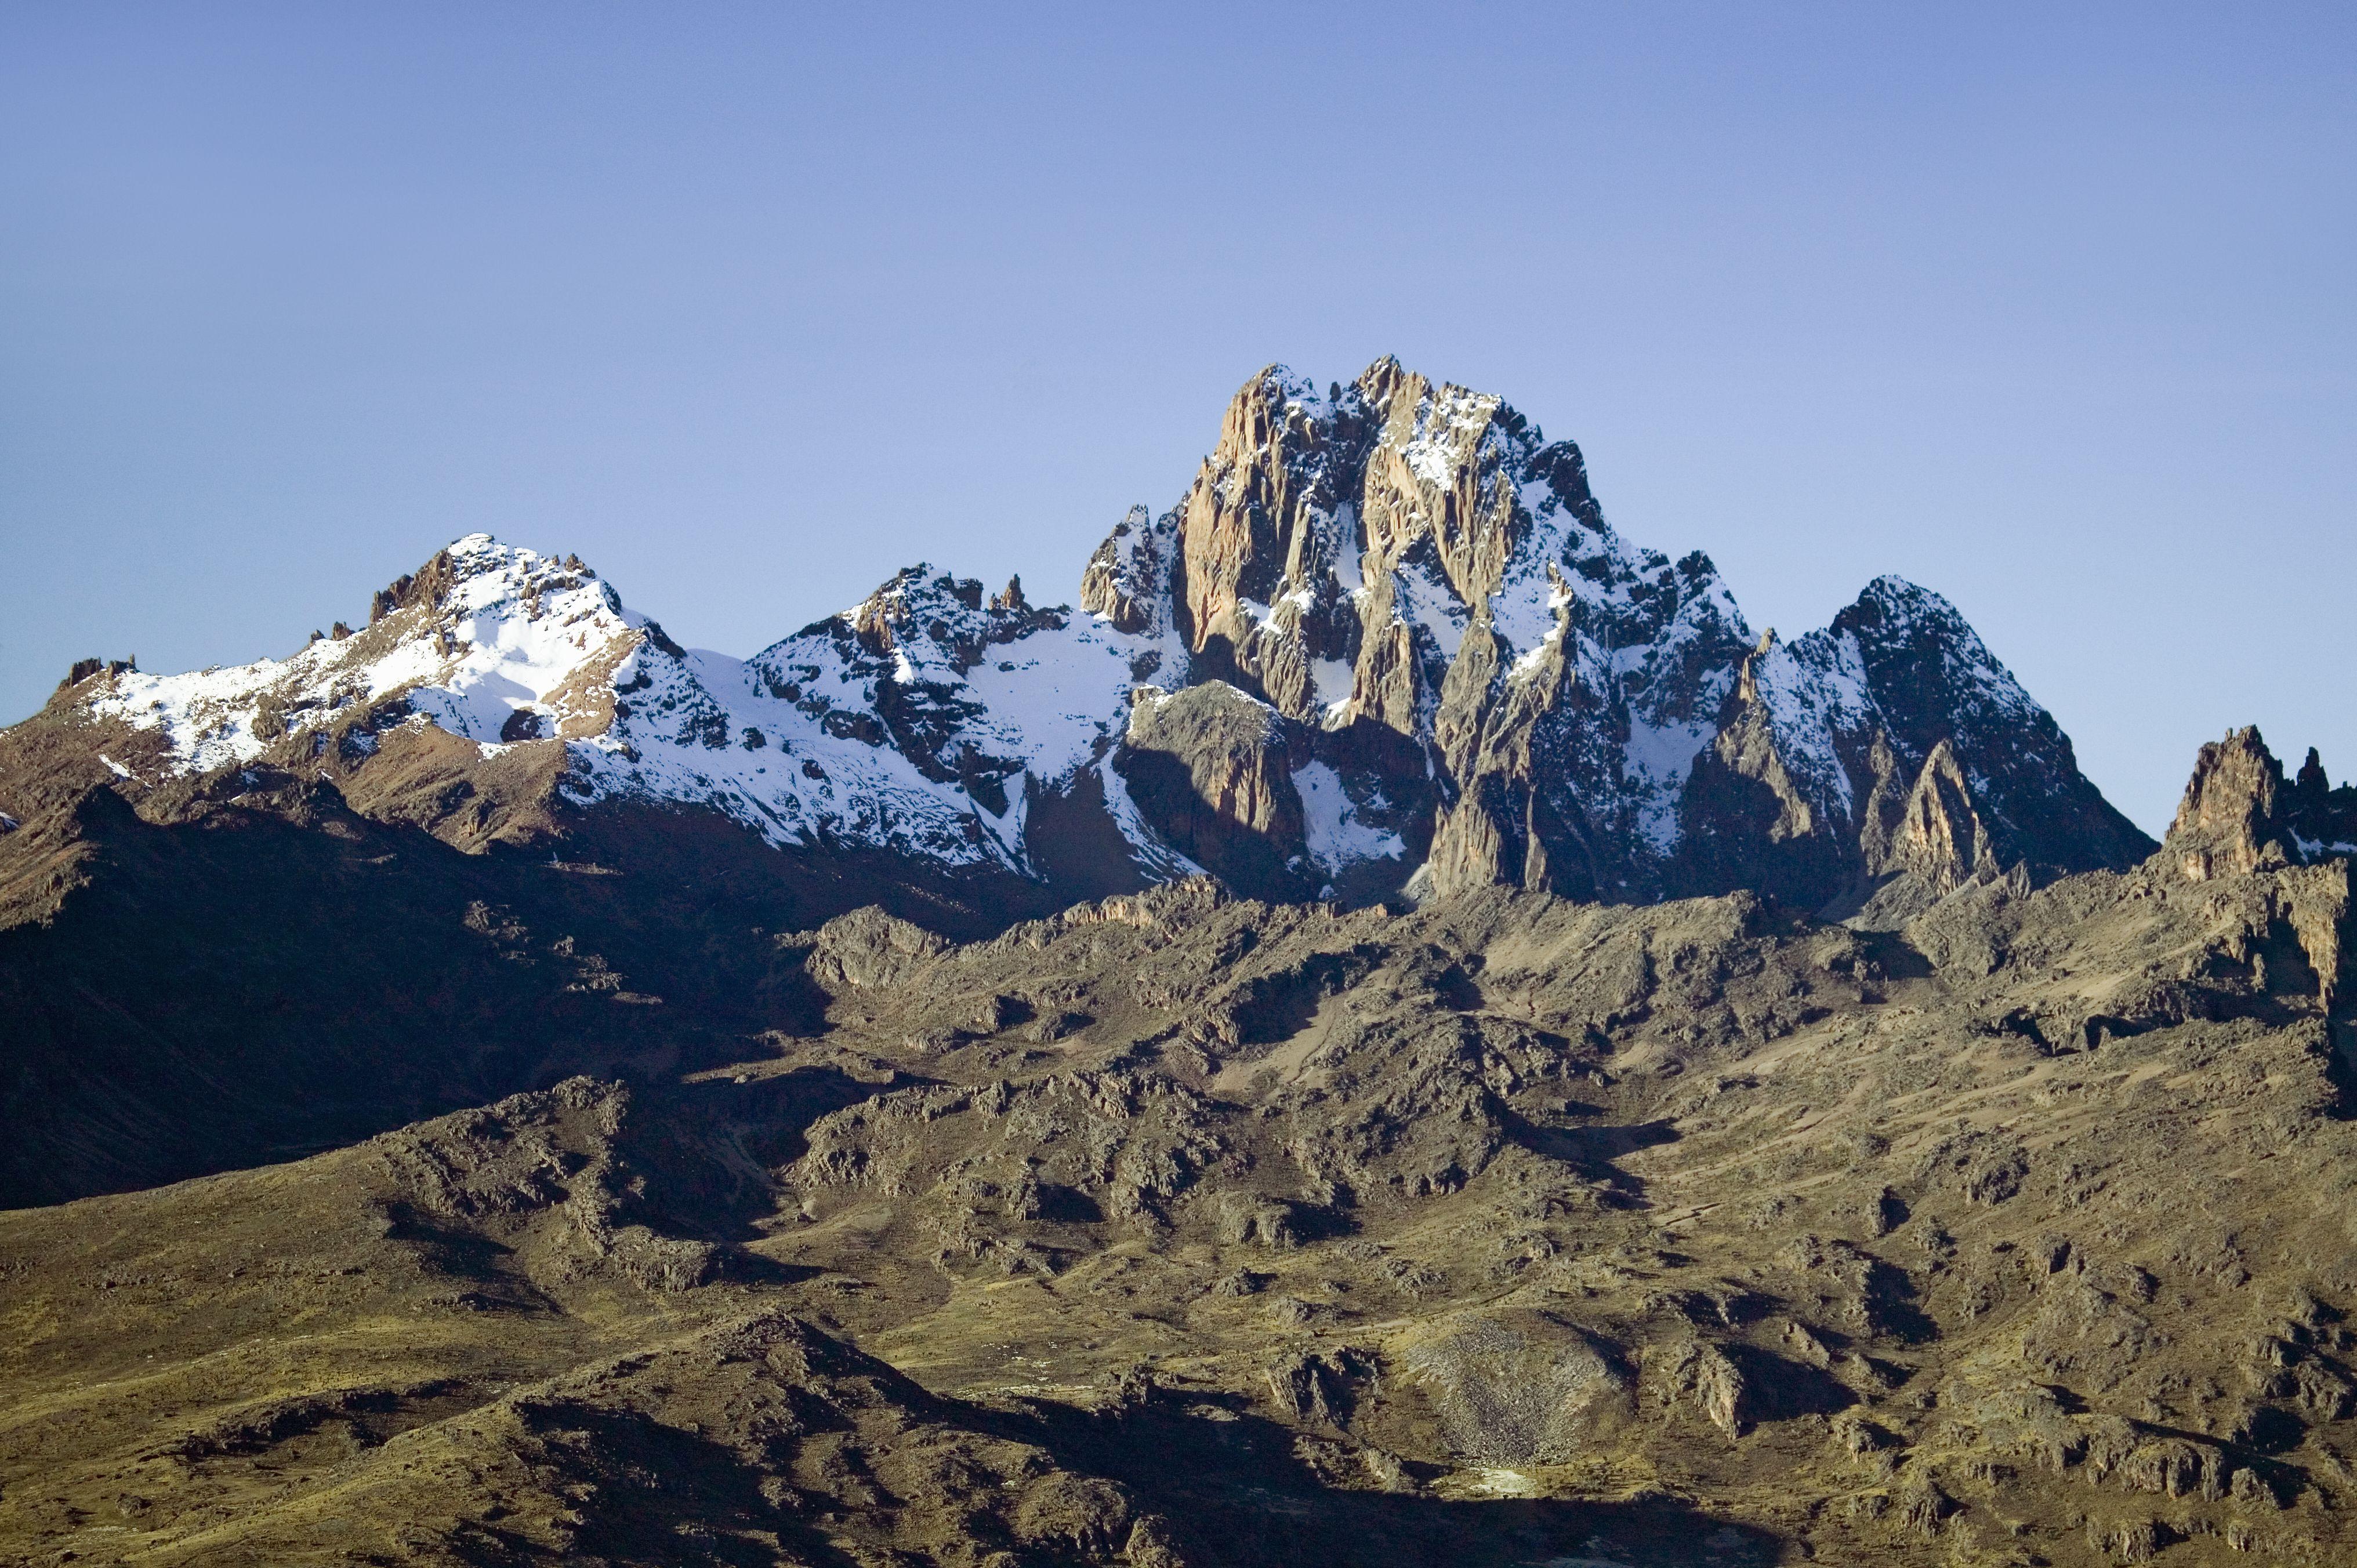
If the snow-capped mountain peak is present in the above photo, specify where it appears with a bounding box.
[84,534,639,773]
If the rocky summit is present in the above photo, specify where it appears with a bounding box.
[2,363,2352,1568]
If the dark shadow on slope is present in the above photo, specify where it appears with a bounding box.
[992,1390,1787,1567]
[611,1066,930,1246]
[1720,1343,1856,1423]
[375,1203,561,1313]
[2324,1013,2357,1120]
[0,781,1009,1208]
[1227,945,1388,1046]
[1021,765,1159,905]
[465,1403,834,1568]
[1504,1110,1680,1204]
[1847,924,1934,982]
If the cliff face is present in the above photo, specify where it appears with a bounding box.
[3,360,2157,919]
[1684,576,2154,916]
[2164,727,2357,882]
[1075,362,1755,903]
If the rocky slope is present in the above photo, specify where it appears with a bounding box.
[4,359,2151,921]
[1,728,2353,1566]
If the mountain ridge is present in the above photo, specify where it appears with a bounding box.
[5,358,2155,921]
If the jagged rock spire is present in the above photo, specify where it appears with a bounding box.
[2165,727,2357,881]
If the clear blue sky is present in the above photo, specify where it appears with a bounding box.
[3,3,2351,834]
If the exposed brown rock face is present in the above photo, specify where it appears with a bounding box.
[368,547,461,625]
[1169,368,1359,702]
[2166,727,2357,884]
[1682,576,2152,920]
[1117,683,1307,896]
[2155,729,2357,1004]
[1153,362,1610,742]
[1887,741,1997,895]
[1079,506,1177,642]
[2171,727,2286,880]
[1076,362,2152,912]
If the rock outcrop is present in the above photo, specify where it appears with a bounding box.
[1077,364,2151,909]
[2155,728,2356,1005]
[1688,577,2151,916]
[2166,727,2357,883]
[1116,683,1305,895]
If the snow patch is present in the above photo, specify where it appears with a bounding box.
[1295,761,1404,873]
[1390,556,1470,661]
[1621,718,1717,851]
[1394,384,1502,492]
[1310,657,1357,714]
[1752,631,1877,819]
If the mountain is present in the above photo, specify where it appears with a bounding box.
[5,359,2153,922]
[0,358,2175,1210]
[6,360,2357,1567]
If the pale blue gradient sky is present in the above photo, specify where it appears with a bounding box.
[3,3,2351,833]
